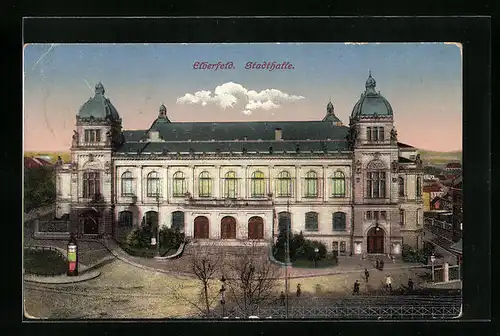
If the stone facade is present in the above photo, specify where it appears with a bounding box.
[55,76,424,255]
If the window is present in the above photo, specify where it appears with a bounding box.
[400,209,405,226]
[381,211,387,220]
[374,211,379,221]
[121,171,134,196]
[366,127,372,141]
[83,171,100,198]
[173,171,186,197]
[224,171,237,199]
[340,241,346,253]
[366,211,372,220]
[171,211,185,232]
[118,211,133,227]
[305,212,318,231]
[398,177,405,197]
[304,171,318,197]
[417,208,422,226]
[416,177,422,197]
[378,127,385,141]
[332,171,346,197]
[84,129,101,143]
[278,212,291,232]
[251,171,265,198]
[332,241,339,251]
[366,171,386,198]
[372,127,378,141]
[146,171,161,197]
[332,212,346,231]
[276,171,292,197]
[198,171,212,197]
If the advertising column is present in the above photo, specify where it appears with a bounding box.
[67,234,78,276]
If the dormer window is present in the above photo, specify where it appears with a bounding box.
[84,129,101,143]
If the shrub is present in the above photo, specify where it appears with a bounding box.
[274,230,327,262]
[402,243,435,263]
[159,226,185,250]
[125,226,152,248]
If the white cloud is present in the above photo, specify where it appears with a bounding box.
[176,82,304,115]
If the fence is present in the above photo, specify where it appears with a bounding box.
[202,305,461,319]
[432,264,461,283]
[33,219,71,239]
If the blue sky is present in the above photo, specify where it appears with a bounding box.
[24,43,462,151]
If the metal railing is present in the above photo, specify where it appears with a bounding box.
[202,305,461,319]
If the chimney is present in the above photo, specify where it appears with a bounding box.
[275,128,283,141]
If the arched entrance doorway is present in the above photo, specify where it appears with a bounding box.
[367,227,385,254]
[194,216,209,239]
[144,211,158,230]
[248,216,264,240]
[221,216,236,239]
[80,209,100,235]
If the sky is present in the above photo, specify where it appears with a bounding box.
[23,43,462,152]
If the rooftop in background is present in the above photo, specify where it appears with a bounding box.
[445,162,462,169]
[24,156,53,169]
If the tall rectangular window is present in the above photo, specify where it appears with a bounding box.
[95,129,101,142]
[340,241,346,253]
[379,127,385,141]
[367,127,372,141]
[83,171,100,198]
[372,128,379,141]
[305,212,319,231]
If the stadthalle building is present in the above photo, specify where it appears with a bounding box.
[56,73,424,256]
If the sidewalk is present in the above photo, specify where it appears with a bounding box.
[24,269,101,284]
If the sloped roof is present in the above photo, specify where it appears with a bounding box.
[398,156,413,163]
[24,157,52,168]
[445,162,462,169]
[398,142,415,149]
[423,184,443,192]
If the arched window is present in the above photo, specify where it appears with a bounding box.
[198,171,212,197]
[171,211,184,232]
[366,160,386,199]
[251,171,265,198]
[224,171,237,199]
[332,171,346,197]
[400,209,405,226]
[83,171,100,198]
[146,171,160,197]
[416,177,422,197]
[121,171,134,196]
[173,171,186,197]
[305,212,318,231]
[305,171,318,197]
[332,212,346,231]
[276,171,292,197]
[398,176,405,197]
[118,211,133,227]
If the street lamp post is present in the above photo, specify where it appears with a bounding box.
[430,254,436,282]
[314,247,319,268]
[156,195,162,257]
[220,276,227,318]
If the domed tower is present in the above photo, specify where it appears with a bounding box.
[67,82,123,236]
[349,72,402,257]
[322,100,343,126]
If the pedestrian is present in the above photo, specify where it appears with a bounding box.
[379,259,385,271]
[353,280,360,295]
[385,275,392,292]
[296,283,301,297]
[364,268,370,283]
[279,291,285,306]
[407,278,414,292]
[376,258,380,270]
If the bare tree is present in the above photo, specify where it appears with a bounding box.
[222,240,280,316]
[169,241,223,317]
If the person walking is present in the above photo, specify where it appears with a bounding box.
[407,278,414,292]
[379,259,385,271]
[375,258,380,270]
[353,280,360,295]
[279,291,285,306]
[364,268,370,283]
[296,283,302,297]
[385,275,392,292]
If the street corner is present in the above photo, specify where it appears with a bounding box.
[24,269,101,284]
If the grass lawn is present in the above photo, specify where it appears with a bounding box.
[292,257,338,269]
[24,248,67,276]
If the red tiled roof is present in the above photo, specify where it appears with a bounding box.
[445,162,462,169]
[423,185,443,192]
[24,156,53,168]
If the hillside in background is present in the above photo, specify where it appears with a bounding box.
[418,149,462,167]
[24,152,71,163]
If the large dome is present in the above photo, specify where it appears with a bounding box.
[351,72,393,119]
[77,82,121,121]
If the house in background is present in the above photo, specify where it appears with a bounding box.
[24,156,53,169]
[423,183,445,211]
[444,162,462,179]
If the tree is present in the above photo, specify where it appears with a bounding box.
[24,166,55,212]
[222,241,280,316]
[170,242,223,316]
